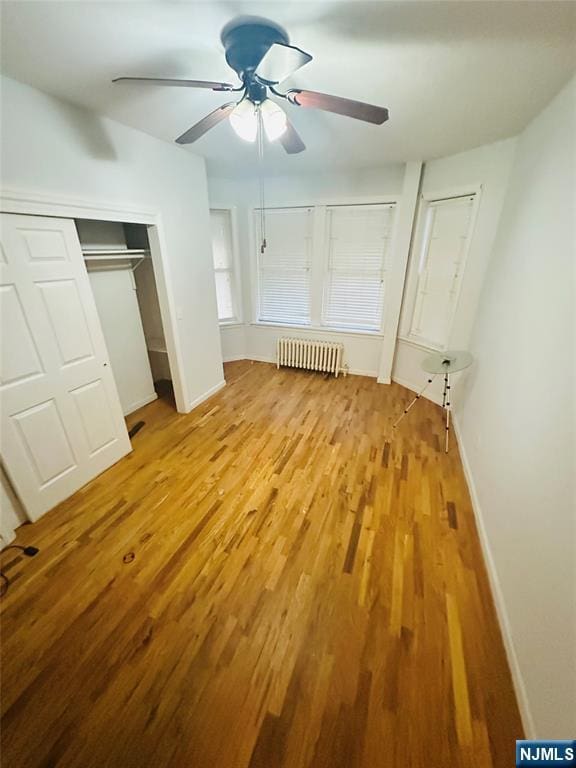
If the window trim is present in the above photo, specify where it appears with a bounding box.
[250,320,384,338]
[253,206,314,326]
[210,206,243,325]
[398,184,482,351]
[249,196,398,336]
[320,202,397,333]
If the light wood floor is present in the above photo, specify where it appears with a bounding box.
[1,361,522,768]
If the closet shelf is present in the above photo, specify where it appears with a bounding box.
[82,249,150,272]
[82,249,149,259]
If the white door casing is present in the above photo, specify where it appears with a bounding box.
[0,213,131,521]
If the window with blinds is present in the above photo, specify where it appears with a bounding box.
[210,209,237,323]
[408,195,475,348]
[322,204,396,331]
[256,207,313,325]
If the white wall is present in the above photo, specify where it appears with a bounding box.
[244,325,386,376]
[394,138,517,402]
[456,77,576,737]
[209,166,407,376]
[0,75,224,411]
[219,323,247,362]
[210,146,516,396]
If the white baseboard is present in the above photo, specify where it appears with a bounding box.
[0,530,17,547]
[246,354,274,364]
[186,379,226,412]
[124,392,158,416]
[452,414,536,739]
[222,354,247,363]
[347,368,378,378]
[232,354,378,379]
[392,374,444,405]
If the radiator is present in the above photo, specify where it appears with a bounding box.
[277,337,344,377]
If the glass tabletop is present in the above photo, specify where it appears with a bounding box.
[421,350,474,374]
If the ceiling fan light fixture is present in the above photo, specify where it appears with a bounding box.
[114,18,388,152]
[260,99,287,141]
[229,99,258,142]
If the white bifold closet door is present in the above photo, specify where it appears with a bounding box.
[88,268,156,416]
[0,214,131,522]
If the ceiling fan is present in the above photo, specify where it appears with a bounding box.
[113,16,389,154]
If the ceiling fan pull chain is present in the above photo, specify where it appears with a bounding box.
[257,108,267,253]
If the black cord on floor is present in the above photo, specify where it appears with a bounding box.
[1,545,39,557]
[0,544,39,598]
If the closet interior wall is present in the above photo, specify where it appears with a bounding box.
[125,224,171,383]
[76,219,171,417]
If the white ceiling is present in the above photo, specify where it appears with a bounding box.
[1,1,575,177]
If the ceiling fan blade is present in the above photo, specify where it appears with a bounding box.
[175,102,236,144]
[254,43,312,85]
[287,90,389,125]
[279,119,306,154]
[112,77,235,92]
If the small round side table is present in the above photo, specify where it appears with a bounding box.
[392,350,473,453]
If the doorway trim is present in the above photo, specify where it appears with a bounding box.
[0,187,188,412]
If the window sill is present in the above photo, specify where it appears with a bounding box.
[397,335,444,352]
[250,321,384,339]
[219,321,243,328]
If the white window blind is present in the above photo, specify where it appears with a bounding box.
[408,195,475,348]
[210,209,236,323]
[256,207,312,325]
[322,204,396,331]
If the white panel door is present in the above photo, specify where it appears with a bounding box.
[88,268,156,416]
[0,213,131,521]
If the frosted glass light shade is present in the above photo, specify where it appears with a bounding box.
[260,99,287,141]
[229,100,258,142]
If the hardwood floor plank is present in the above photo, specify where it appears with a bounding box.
[446,591,474,747]
[0,361,523,767]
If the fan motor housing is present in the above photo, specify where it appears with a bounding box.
[221,17,289,80]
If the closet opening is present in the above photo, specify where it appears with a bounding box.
[76,218,176,420]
